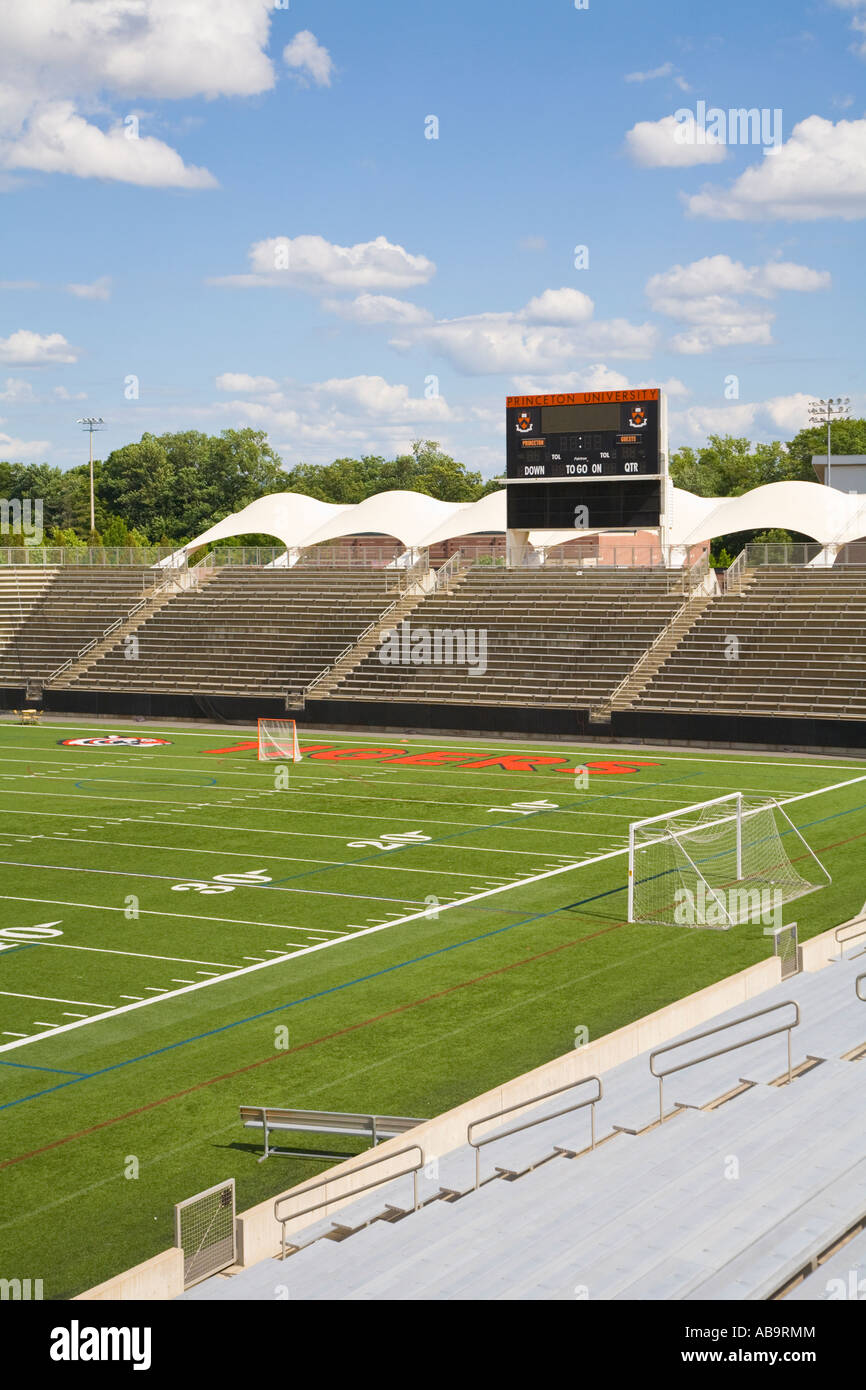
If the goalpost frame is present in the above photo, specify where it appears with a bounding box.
[257,717,302,763]
[627,790,832,926]
[627,792,743,924]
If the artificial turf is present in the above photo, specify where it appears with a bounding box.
[1,717,865,1297]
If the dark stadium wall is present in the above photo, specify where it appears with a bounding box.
[11,686,866,752]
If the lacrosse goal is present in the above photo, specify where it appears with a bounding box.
[628,792,830,928]
[257,718,302,763]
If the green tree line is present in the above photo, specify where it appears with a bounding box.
[1,421,863,555]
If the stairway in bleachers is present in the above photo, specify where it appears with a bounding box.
[326,568,686,709]
[58,568,400,698]
[0,567,155,687]
[631,566,866,721]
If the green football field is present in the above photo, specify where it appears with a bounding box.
[1,717,865,1298]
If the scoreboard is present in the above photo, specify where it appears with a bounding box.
[505,389,665,532]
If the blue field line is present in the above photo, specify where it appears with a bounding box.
[0,1059,89,1076]
[0,875,659,1111]
[2,790,864,1116]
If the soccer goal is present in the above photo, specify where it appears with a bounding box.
[628,792,831,928]
[257,718,302,763]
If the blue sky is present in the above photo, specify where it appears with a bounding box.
[0,0,864,477]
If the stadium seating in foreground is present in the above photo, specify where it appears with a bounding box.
[180,952,866,1301]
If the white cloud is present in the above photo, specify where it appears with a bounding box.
[519,288,594,326]
[518,235,547,252]
[646,254,830,353]
[625,114,727,167]
[312,375,451,421]
[511,367,691,398]
[212,372,455,464]
[624,62,674,82]
[0,1,273,186]
[66,276,112,300]
[0,430,50,458]
[829,0,866,58]
[283,31,334,88]
[0,376,36,402]
[216,372,279,394]
[671,393,814,443]
[213,234,436,292]
[0,330,77,365]
[3,102,217,188]
[684,116,866,220]
[322,294,432,325]
[54,385,87,400]
[396,289,655,374]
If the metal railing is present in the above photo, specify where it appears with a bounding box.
[430,549,464,593]
[384,549,430,594]
[856,972,866,1003]
[649,1000,800,1125]
[467,1075,602,1190]
[0,545,177,567]
[45,566,194,686]
[297,544,404,569]
[274,1143,425,1259]
[296,595,404,706]
[835,916,866,959]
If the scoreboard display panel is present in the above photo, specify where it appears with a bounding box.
[506,389,661,481]
[506,479,662,531]
[505,388,665,532]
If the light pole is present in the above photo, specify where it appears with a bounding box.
[808,398,850,490]
[76,417,104,535]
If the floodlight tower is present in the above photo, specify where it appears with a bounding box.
[808,398,850,490]
[76,417,105,535]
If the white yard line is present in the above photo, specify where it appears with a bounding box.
[3,770,863,1056]
[0,990,110,1008]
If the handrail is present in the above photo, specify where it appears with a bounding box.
[835,916,866,959]
[431,549,464,593]
[300,596,404,702]
[649,1000,800,1125]
[466,1075,602,1190]
[856,972,866,1003]
[45,566,185,686]
[274,1143,425,1259]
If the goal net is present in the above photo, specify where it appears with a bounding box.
[257,718,302,763]
[628,792,830,929]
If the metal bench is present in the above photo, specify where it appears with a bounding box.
[239,1105,428,1162]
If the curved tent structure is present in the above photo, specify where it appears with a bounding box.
[171,480,866,564]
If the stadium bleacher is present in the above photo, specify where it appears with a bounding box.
[1,556,865,726]
[180,953,866,1302]
[51,568,401,699]
[0,566,154,688]
[326,568,687,708]
[630,566,866,721]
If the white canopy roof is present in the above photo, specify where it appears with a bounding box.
[178,480,866,558]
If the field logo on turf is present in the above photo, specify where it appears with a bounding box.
[378,620,488,677]
[58,735,172,747]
